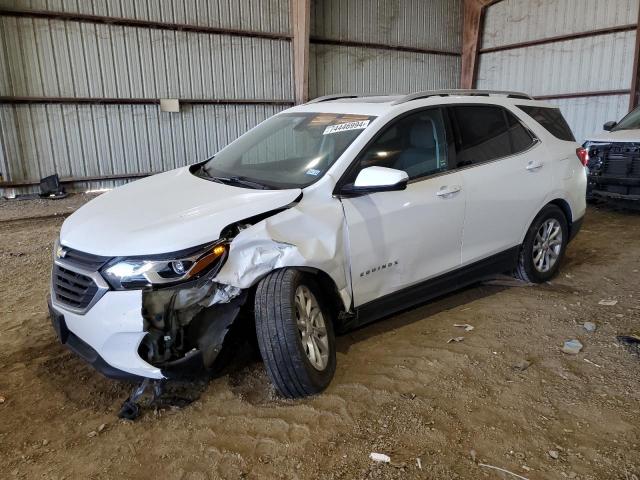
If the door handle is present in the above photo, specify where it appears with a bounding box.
[436,185,462,197]
[526,160,544,171]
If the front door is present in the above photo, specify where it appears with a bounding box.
[339,108,466,307]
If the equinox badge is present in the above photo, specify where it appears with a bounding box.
[360,260,399,277]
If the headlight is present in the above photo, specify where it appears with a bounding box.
[102,242,227,290]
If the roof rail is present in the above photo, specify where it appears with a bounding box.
[392,89,534,105]
[305,94,362,104]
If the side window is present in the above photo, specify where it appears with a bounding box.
[516,105,576,142]
[449,105,512,166]
[505,110,537,154]
[348,109,449,181]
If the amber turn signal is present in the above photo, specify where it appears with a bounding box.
[188,244,227,277]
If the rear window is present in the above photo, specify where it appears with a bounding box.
[449,105,536,166]
[516,105,575,142]
[449,105,512,166]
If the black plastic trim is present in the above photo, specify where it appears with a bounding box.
[592,190,640,202]
[591,175,640,186]
[350,246,520,329]
[569,216,584,243]
[338,179,408,198]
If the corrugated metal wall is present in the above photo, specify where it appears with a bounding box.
[477,0,638,142]
[0,17,292,100]
[0,0,467,196]
[0,0,293,195]
[0,0,291,33]
[309,0,462,97]
[0,104,284,183]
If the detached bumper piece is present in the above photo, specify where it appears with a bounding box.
[48,299,144,382]
[118,378,165,421]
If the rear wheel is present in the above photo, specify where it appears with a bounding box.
[254,269,336,398]
[515,205,569,283]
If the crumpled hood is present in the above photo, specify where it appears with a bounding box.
[585,129,640,143]
[60,167,302,256]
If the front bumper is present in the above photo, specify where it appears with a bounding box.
[48,298,146,381]
[588,174,640,202]
[49,290,164,380]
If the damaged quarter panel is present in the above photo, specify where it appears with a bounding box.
[215,178,353,310]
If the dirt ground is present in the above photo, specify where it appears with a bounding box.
[1,197,639,480]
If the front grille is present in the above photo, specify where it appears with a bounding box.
[602,143,640,177]
[52,264,99,309]
[52,247,111,311]
[591,142,640,196]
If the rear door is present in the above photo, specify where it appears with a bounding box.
[339,108,466,307]
[447,104,552,265]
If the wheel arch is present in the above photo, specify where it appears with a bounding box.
[548,198,573,224]
[521,197,574,244]
[288,266,349,323]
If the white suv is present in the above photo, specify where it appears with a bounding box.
[49,90,587,400]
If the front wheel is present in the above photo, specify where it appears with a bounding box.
[515,205,569,283]
[254,269,336,398]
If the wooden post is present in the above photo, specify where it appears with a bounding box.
[629,4,640,111]
[461,0,501,89]
[461,0,482,89]
[291,0,311,104]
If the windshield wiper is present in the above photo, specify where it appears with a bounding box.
[207,174,271,190]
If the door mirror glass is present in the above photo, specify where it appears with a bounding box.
[341,166,409,195]
[603,121,617,131]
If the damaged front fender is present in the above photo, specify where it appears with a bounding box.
[138,182,352,378]
[214,186,352,310]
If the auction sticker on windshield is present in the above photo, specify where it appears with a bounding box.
[323,120,370,135]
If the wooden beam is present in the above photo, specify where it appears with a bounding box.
[461,0,483,89]
[0,7,292,41]
[480,24,637,54]
[310,37,460,57]
[630,6,640,111]
[0,96,294,106]
[534,89,631,101]
[461,0,504,89]
[291,0,311,104]
[0,172,151,189]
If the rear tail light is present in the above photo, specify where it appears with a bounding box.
[576,147,589,166]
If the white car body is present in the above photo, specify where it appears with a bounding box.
[49,91,587,381]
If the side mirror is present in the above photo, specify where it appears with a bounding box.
[340,166,409,196]
[603,121,617,131]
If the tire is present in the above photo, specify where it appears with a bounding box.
[254,269,336,398]
[514,205,569,283]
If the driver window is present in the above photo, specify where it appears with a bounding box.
[352,109,449,181]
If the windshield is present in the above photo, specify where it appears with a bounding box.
[613,107,640,131]
[199,112,376,189]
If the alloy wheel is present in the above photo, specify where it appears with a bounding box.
[532,218,563,273]
[294,285,329,371]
